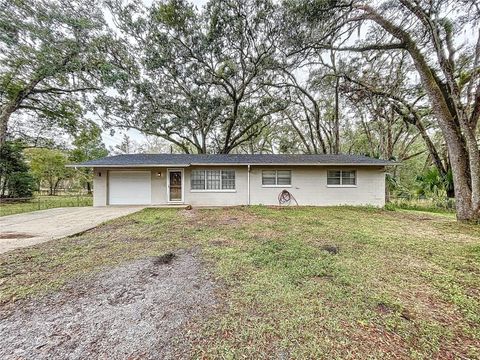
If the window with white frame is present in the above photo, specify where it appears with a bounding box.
[262,170,292,186]
[327,170,356,186]
[191,170,235,190]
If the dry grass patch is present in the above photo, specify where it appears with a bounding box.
[0,208,183,304]
[0,206,479,359]
[188,206,480,359]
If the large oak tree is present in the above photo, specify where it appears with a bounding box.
[0,0,129,146]
[289,0,480,221]
[103,0,286,153]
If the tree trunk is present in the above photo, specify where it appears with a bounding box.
[53,178,61,196]
[0,77,42,146]
[360,6,480,221]
[0,103,15,146]
[457,115,480,218]
[333,76,340,154]
[407,44,479,221]
[1,177,8,197]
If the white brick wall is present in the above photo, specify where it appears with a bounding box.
[249,166,385,206]
[92,165,386,207]
[184,166,248,206]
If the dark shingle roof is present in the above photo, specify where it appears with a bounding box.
[70,154,396,167]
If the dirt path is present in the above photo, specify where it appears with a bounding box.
[0,249,217,359]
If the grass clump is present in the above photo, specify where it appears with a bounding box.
[386,197,456,214]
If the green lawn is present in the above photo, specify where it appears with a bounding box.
[0,195,93,216]
[0,206,478,358]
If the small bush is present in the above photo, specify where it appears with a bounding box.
[7,172,36,198]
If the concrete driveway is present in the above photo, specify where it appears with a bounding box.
[0,207,144,254]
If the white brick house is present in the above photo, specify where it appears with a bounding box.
[69,154,394,207]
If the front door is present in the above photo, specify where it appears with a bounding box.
[168,170,183,202]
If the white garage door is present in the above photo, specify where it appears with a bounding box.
[108,171,151,205]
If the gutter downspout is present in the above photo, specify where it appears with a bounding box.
[247,164,251,205]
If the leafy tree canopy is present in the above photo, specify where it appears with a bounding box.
[101,0,287,154]
[0,0,132,145]
[25,147,70,195]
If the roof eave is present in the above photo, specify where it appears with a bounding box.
[67,162,397,168]
[66,164,192,168]
[190,162,394,166]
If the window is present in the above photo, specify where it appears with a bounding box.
[222,170,235,189]
[206,170,221,190]
[327,170,356,186]
[262,170,276,185]
[191,170,236,190]
[262,170,292,186]
[341,170,356,185]
[327,170,341,185]
[277,170,291,185]
[191,170,205,190]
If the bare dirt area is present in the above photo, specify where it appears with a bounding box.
[0,249,218,360]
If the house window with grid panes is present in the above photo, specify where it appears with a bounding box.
[191,170,236,190]
[262,170,291,186]
[327,170,356,186]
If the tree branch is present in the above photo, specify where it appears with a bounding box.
[31,87,100,94]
